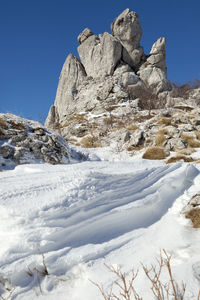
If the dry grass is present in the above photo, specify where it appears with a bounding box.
[127,124,138,131]
[186,209,200,228]
[80,136,102,148]
[158,128,168,135]
[177,148,196,155]
[195,131,200,140]
[0,118,8,129]
[173,105,193,112]
[157,117,172,126]
[142,147,169,160]
[103,117,115,128]
[134,114,153,123]
[59,121,73,128]
[69,114,86,122]
[180,133,200,148]
[155,134,166,147]
[166,155,195,164]
[8,120,25,130]
[127,145,144,152]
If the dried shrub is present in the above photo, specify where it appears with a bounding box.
[195,131,200,140]
[0,118,8,129]
[186,139,199,149]
[158,128,168,135]
[8,120,25,130]
[157,117,172,126]
[69,114,86,122]
[166,155,195,164]
[127,124,138,131]
[155,134,166,147]
[134,114,153,123]
[171,82,192,99]
[142,147,169,160]
[142,250,187,300]
[181,135,200,148]
[185,209,200,228]
[127,145,144,152]
[103,117,114,128]
[80,136,102,148]
[67,138,77,144]
[59,121,73,128]
[91,250,200,300]
[173,105,193,112]
[90,263,141,300]
[177,148,196,156]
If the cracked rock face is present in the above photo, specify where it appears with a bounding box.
[78,32,122,78]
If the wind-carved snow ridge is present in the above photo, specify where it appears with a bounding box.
[0,160,200,299]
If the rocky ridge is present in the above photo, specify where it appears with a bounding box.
[0,113,85,170]
[45,8,200,163]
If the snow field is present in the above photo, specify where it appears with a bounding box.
[0,159,200,299]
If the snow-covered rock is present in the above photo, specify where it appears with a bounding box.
[0,113,85,170]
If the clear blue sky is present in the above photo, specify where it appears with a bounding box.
[0,0,200,122]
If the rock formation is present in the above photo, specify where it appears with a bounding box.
[45,8,172,133]
[111,8,143,69]
[0,113,85,170]
[45,8,200,157]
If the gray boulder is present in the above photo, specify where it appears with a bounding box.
[138,66,170,94]
[147,37,167,72]
[111,8,143,69]
[78,32,122,78]
[78,28,94,44]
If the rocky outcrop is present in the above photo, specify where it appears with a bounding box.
[0,113,85,170]
[111,8,143,69]
[78,32,122,78]
[78,28,94,44]
[46,8,199,142]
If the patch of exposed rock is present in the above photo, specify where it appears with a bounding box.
[0,113,85,170]
[182,194,200,228]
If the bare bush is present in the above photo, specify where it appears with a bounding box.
[90,264,141,300]
[171,79,200,99]
[91,250,200,300]
[142,250,186,300]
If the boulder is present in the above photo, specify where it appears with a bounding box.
[78,28,94,44]
[182,194,200,214]
[128,129,144,147]
[164,137,187,151]
[138,66,170,93]
[111,8,143,69]
[147,37,167,73]
[78,32,122,78]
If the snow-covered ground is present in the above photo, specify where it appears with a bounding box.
[0,155,200,299]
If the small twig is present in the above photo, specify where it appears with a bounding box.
[0,287,15,300]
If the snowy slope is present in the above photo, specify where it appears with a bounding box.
[0,158,200,299]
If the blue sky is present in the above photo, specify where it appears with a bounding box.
[0,0,200,122]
